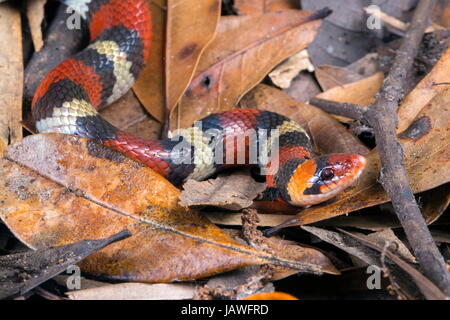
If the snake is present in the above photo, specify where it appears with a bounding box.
[32,0,367,207]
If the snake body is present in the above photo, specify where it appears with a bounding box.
[32,0,366,207]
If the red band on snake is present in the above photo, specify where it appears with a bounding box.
[32,0,366,207]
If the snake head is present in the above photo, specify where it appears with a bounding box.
[286,154,367,207]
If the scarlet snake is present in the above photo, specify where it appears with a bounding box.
[32,0,366,207]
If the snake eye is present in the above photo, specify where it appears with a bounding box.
[319,168,335,181]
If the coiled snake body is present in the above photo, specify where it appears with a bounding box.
[32,0,366,207]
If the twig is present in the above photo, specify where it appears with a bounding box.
[380,241,408,300]
[365,0,450,296]
[309,97,367,121]
[310,0,450,297]
[339,229,447,300]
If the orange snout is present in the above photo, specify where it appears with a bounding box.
[286,154,367,207]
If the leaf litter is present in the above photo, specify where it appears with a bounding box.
[1,0,450,300]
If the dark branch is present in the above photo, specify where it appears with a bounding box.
[365,0,450,296]
[309,97,368,121]
[288,0,450,297]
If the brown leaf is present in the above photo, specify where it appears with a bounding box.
[397,47,450,132]
[433,0,450,28]
[67,283,196,300]
[165,0,221,113]
[204,212,294,227]
[265,236,340,279]
[421,184,450,225]
[269,50,314,89]
[180,171,266,211]
[100,91,161,141]
[0,134,334,282]
[170,9,327,130]
[223,229,340,276]
[284,72,321,103]
[365,229,415,263]
[294,88,450,226]
[315,65,365,91]
[233,0,300,15]
[240,84,369,156]
[132,0,166,122]
[133,0,222,123]
[346,53,380,78]
[201,265,275,299]
[0,2,23,155]
[314,47,450,131]
[316,71,384,105]
[315,72,384,122]
[26,0,46,52]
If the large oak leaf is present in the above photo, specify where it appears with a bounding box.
[0,134,337,282]
[133,0,221,123]
[170,9,327,130]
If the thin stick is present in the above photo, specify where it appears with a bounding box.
[302,0,450,296]
[365,0,450,296]
[309,97,367,121]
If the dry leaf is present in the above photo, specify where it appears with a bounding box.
[338,229,447,300]
[224,229,340,276]
[233,0,300,15]
[420,184,450,225]
[269,49,314,89]
[180,171,266,211]
[205,212,294,227]
[100,91,161,141]
[170,9,327,130]
[315,65,365,91]
[346,53,380,78]
[67,283,196,300]
[165,0,221,113]
[133,0,221,123]
[433,0,450,28]
[203,265,275,299]
[132,0,166,122]
[316,71,384,105]
[314,48,450,131]
[0,134,336,282]
[397,47,450,132]
[264,236,340,279]
[315,72,384,122]
[26,0,46,52]
[365,229,416,263]
[0,2,23,155]
[284,72,322,103]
